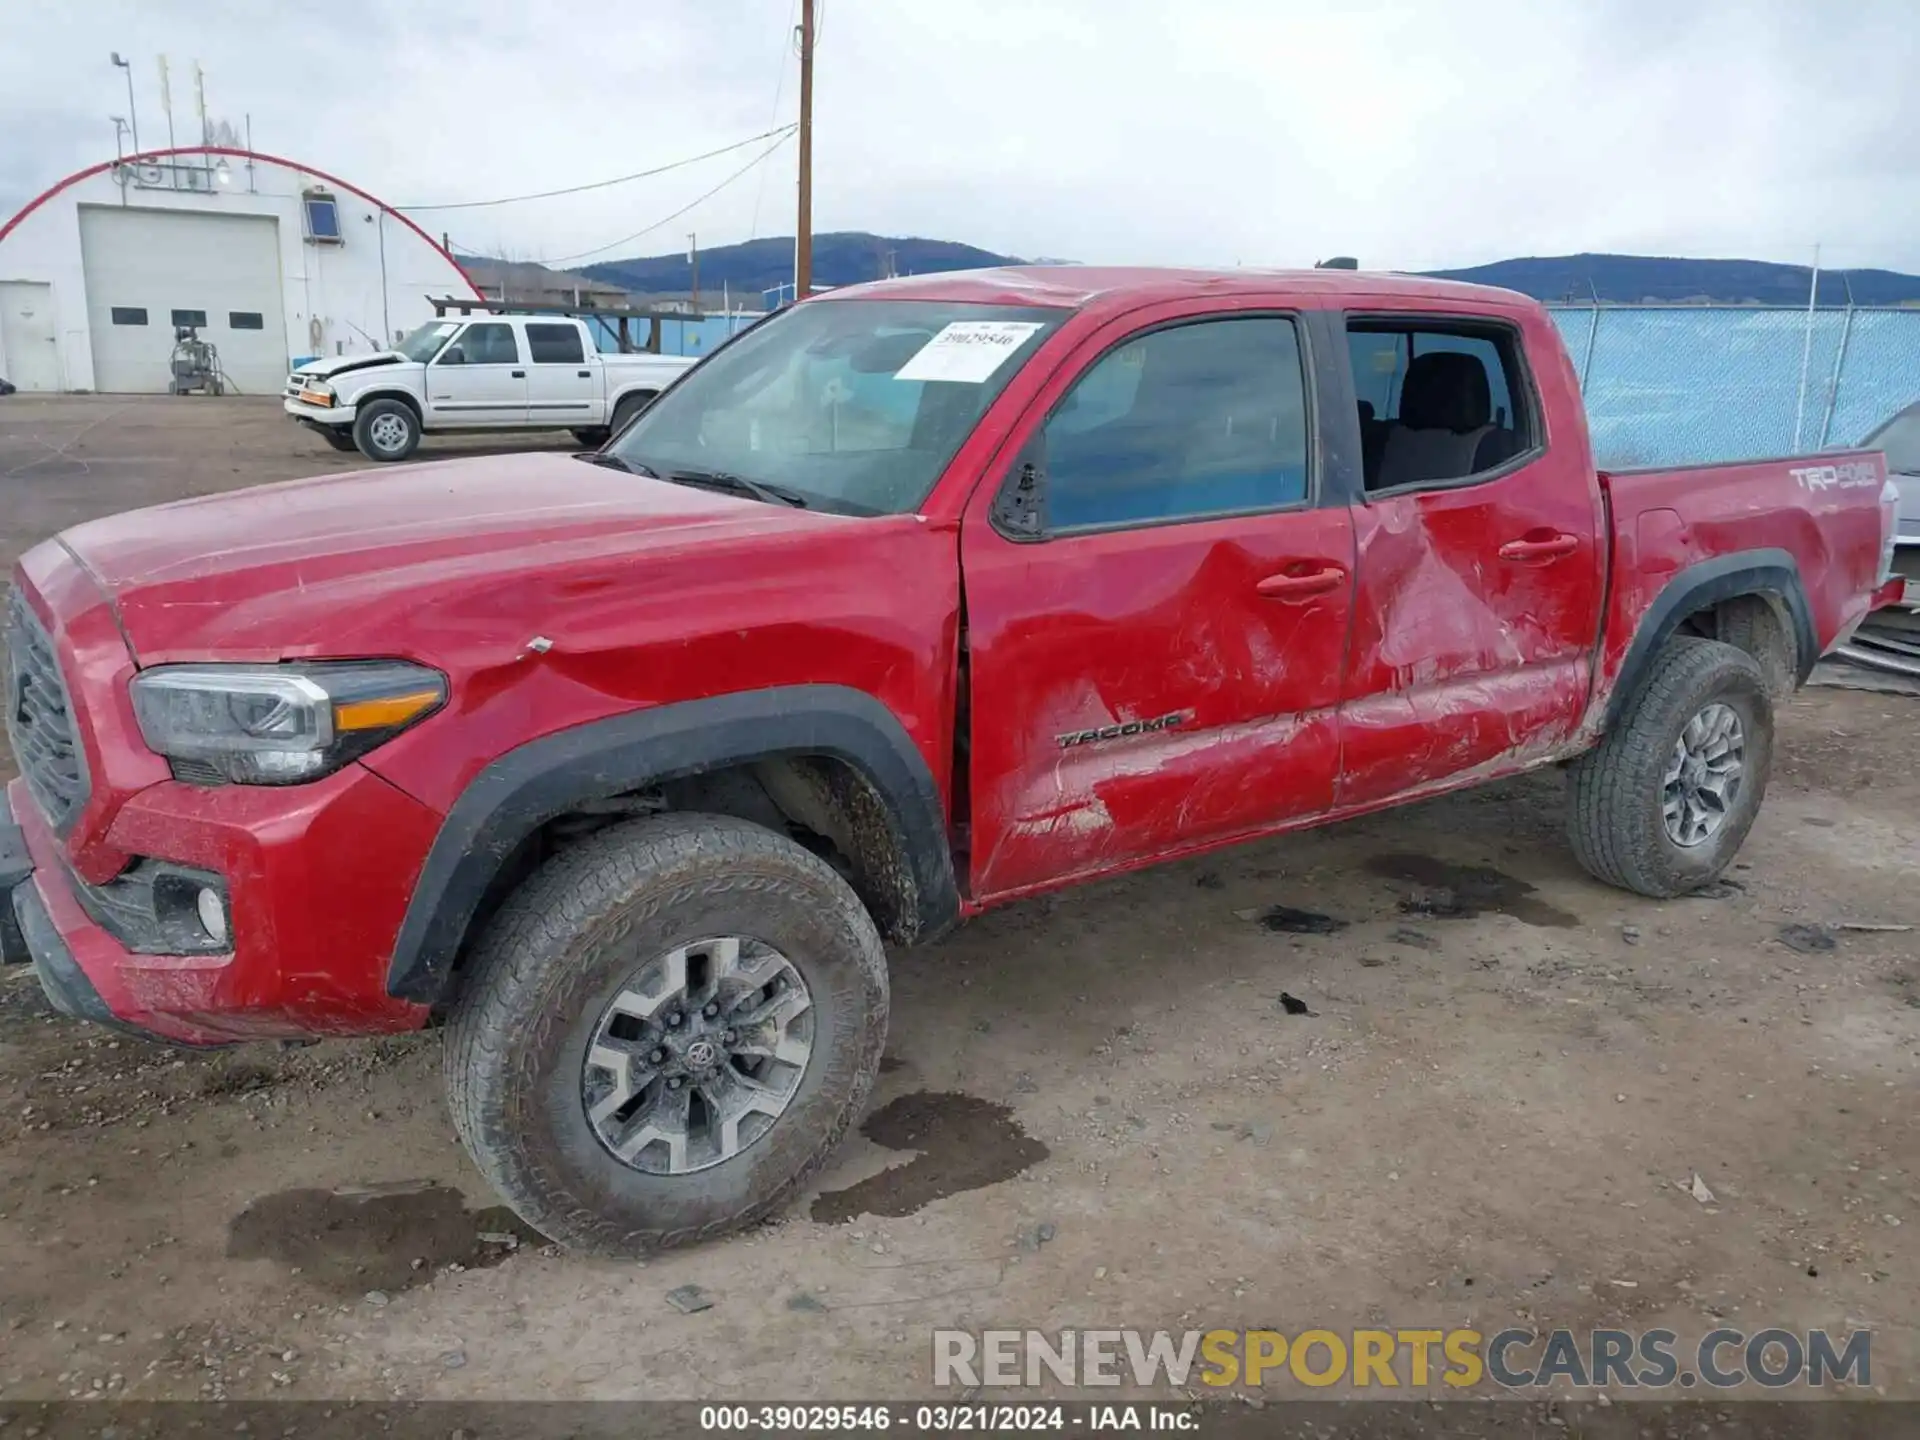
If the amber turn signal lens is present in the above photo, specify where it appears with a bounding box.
[333,689,442,733]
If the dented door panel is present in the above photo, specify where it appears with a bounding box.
[1337,464,1603,805]
[962,507,1354,899]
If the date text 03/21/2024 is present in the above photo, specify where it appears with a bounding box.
[697,1404,1194,1432]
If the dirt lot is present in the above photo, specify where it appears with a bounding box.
[1,395,1916,1405]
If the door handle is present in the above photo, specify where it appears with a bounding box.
[511,369,526,378]
[1498,532,1580,562]
[1256,565,1346,600]
[577,370,592,378]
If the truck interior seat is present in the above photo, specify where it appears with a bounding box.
[1370,352,1520,490]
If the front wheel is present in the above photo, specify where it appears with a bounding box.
[352,399,421,461]
[444,813,889,1254]
[1567,637,1773,897]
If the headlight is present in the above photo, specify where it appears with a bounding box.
[130,661,445,786]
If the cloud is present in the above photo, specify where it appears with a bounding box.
[3,0,1914,273]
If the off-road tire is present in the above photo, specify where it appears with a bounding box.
[444,813,889,1254]
[320,427,358,453]
[1567,637,1773,897]
[608,390,656,440]
[352,398,421,462]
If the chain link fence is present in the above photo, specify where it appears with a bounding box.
[1547,305,1920,468]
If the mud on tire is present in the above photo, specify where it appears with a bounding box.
[1566,637,1774,898]
[444,813,889,1254]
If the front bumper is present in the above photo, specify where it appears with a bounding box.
[0,796,32,969]
[4,769,440,1046]
[4,784,163,1040]
[283,397,356,426]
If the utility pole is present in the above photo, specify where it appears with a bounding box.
[688,231,700,311]
[795,0,815,300]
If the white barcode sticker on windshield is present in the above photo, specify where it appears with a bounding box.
[894,322,1045,384]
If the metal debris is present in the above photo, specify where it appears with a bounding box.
[665,1284,714,1314]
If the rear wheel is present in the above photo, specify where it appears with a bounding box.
[444,813,888,1254]
[571,427,611,449]
[352,399,421,461]
[1567,637,1773,897]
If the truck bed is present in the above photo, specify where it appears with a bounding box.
[1590,449,1889,718]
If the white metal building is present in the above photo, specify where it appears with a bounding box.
[0,146,480,395]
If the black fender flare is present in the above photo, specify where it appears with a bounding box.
[384,685,959,1004]
[1603,548,1817,730]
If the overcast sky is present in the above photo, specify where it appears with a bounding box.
[4,0,1916,274]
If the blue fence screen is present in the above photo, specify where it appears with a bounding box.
[1546,305,1920,468]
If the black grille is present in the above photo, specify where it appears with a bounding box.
[5,588,88,829]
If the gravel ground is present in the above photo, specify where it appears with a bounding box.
[0,395,1915,1406]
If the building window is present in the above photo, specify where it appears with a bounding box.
[228,311,265,331]
[303,192,342,243]
[110,307,148,326]
[171,309,208,329]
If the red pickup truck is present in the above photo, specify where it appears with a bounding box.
[2,268,1900,1252]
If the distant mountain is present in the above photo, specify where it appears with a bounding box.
[1422,253,1920,306]
[580,232,1022,297]
[476,238,1920,309]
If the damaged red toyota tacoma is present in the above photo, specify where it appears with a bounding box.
[2,268,1902,1251]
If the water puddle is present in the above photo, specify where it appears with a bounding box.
[228,1180,543,1295]
[1366,854,1579,929]
[810,1092,1049,1224]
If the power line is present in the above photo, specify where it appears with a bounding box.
[396,126,796,212]
[541,131,797,267]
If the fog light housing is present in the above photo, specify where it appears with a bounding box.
[195,886,229,947]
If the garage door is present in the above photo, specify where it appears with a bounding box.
[78,206,290,395]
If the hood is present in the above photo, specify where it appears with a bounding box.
[58,452,851,661]
[293,351,412,380]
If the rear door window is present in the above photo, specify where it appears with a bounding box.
[1345,321,1536,492]
[525,323,586,365]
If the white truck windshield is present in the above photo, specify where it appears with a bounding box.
[394,322,462,363]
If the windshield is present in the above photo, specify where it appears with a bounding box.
[395,321,461,363]
[1866,405,1920,474]
[607,300,1064,515]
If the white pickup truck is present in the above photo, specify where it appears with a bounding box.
[283,313,696,461]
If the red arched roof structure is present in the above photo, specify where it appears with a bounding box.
[0,145,484,299]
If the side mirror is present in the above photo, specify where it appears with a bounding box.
[439,345,466,366]
[993,456,1045,537]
